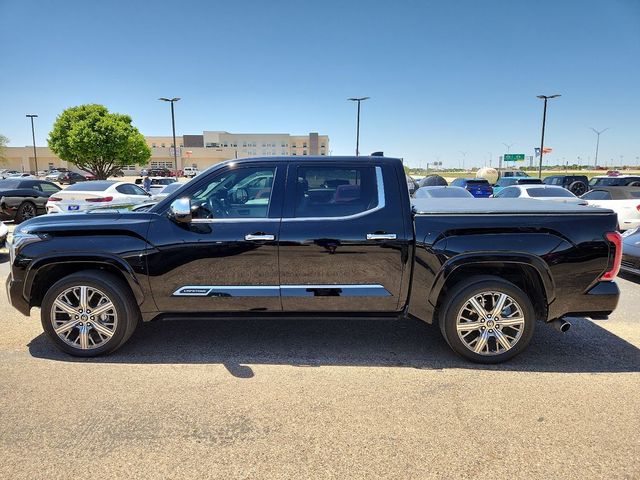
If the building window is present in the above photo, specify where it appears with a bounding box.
[292,144,297,148]
[321,152,325,155]
[161,144,165,148]
[303,150,307,155]
[152,144,156,148]
[303,143,307,148]
[243,142,247,147]
[292,152,297,156]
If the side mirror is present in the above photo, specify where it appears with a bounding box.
[169,197,192,223]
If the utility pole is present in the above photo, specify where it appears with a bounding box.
[348,97,369,156]
[536,94,561,178]
[26,114,38,174]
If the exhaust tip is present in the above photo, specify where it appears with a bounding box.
[551,319,571,333]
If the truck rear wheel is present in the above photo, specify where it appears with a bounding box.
[41,271,140,357]
[439,276,535,363]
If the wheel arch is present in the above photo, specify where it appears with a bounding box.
[25,255,145,309]
[429,254,554,324]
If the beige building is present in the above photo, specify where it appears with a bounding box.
[146,131,329,171]
[1,130,329,174]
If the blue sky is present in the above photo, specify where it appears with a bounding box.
[1,0,639,168]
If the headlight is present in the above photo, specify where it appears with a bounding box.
[9,232,48,264]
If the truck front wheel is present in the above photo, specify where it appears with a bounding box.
[439,276,536,363]
[40,271,140,357]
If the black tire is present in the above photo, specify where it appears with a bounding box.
[439,275,536,364]
[41,271,140,357]
[568,181,587,196]
[15,201,37,223]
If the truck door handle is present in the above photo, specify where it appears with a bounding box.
[366,233,397,240]
[245,233,275,241]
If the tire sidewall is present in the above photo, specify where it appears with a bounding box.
[41,273,132,356]
[441,278,536,363]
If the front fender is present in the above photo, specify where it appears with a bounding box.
[24,253,145,305]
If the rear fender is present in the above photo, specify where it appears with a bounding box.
[428,252,556,308]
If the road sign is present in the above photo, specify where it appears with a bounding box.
[504,154,525,161]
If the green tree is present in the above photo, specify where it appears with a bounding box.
[48,104,151,179]
[0,134,8,164]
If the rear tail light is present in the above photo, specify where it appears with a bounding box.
[636,205,640,213]
[48,197,62,202]
[85,196,113,203]
[601,231,622,281]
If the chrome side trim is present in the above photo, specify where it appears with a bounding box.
[172,284,391,297]
[173,286,280,297]
[282,166,385,222]
[191,217,280,224]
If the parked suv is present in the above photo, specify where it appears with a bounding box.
[450,178,493,197]
[589,175,640,189]
[543,175,589,196]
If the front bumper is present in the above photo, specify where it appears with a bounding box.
[6,276,30,316]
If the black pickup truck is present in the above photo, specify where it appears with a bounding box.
[6,156,622,363]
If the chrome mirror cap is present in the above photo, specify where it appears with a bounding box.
[169,197,192,223]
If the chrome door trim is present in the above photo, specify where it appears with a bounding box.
[172,284,391,298]
[245,234,276,241]
[366,233,397,240]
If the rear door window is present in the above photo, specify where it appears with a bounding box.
[294,166,379,218]
[582,190,612,200]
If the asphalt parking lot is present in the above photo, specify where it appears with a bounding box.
[0,226,638,479]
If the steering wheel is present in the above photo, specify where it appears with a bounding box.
[205,190,229,218]
[233,187,249,204]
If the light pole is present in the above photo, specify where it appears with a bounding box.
[458,151,467,170]
[502,142,514,153]
[348,97,369,156]
[26,114,38,174]
[536,94,561,178]
[590,127,609,169]
[159,97,180,173]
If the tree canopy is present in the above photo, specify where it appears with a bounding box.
[48,104,151,179]
[0,134,8,163]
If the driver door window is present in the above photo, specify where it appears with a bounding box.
[191,167,276,219]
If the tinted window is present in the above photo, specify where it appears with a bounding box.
[496,178,516,187]
[117,184,148,195]
[0,180,20,189]
[64,181,115,191]
[498,187,520,198]
[294,166,378,218]
[527,187,575,198]
[450,178,465,187]
[592,178,623,186]
[191,166,276,219]
[465,179,489,185]
[582,190,612,200]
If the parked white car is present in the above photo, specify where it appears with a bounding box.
[134,177,177,195]
[46,181,151,214]
[7,172,36,179]
[183,166,200,178]
[581,186,640,231]
[150,181,184,201]
[492,185,587,205]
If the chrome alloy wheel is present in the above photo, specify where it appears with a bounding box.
[50,286,118,350]
[456,291,525,356]
[21,203,36,219]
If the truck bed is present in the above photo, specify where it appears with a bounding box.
[411,198,613,215]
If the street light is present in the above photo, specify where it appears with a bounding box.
[347,97,369,156]
[159,97,181,173]
[26,114,38,174]
[590,127,609,169]
[536,94,561,178]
